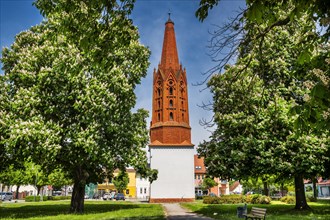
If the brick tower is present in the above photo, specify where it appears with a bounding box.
[149,16,195,203]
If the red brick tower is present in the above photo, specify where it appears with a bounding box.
[150,17,193,147]
[149,16,195,203]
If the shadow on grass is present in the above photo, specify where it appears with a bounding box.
[187,201,330,220]
[0,202,164,219]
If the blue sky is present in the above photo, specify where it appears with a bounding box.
[0,0,246,148]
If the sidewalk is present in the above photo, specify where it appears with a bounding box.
[162,203,214,220]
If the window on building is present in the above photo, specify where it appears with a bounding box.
[169,99,173,107]
[158,113,160,121]
[169,112,173,120]
[182,113,184,121]
[198,175,200,180]
[169,87,173,95]
[202,175,204,179]
[158,88,161,97]
[126,189,129,195]
[158,100,161,109]
[144,188,147,194]
[140,188,142,194]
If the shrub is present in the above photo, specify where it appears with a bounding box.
[203,196,220,204]
[50,196,71,200]
[280,196,295,204]
[245,194,271,204]
[259,195,271,204]
[25,196,48,202]
[218,195,244,204]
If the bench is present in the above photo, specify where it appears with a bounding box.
[244,207,266,220]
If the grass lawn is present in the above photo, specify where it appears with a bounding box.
[182,200,330,220]
[0,200,165,220]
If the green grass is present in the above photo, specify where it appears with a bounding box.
[182,200,330,220]
[0,201,165,220]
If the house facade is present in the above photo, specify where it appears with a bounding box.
[194,155,229,196]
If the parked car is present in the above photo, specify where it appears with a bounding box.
[103,193,112,200]
[93,193,100,199]
[209,192,217,197]
[1,192,13,201]
[84,194,90,199]
[114,193,125,201]
[195,193,204,199]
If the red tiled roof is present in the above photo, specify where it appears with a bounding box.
[229,181,240,192]
[194,155,206,174]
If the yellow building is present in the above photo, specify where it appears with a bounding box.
[97,169,136,198]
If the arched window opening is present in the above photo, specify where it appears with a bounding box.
[169,99,173,107]
[157,88,161,97]
[158,101,161,109]
[158,113,160,121]
[169,87,173,95]
[169,112,173,120]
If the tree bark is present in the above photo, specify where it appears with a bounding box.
[312,177,318,199]
[15,185,20,199]
[294,174,310,210]
[263,181,269,196]
[280,182,285,196]
[69,166,89,213]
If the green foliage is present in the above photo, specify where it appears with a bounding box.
[280,196,296,204]
[203,194,271,205]
[197,0,328,210]
[218,195,244,204]
[203,196,220,204]
[1,0,156,213]
[113,170,129,193]
[50,196,71,201]
[201,177,218,193]
[25,196,48,202]
[48,169,72,189]
[244,194,271,205]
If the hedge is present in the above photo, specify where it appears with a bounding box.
[25,196,48,202]
[25,195,71,202]
[203,194,271,205]
[51,196,71,200]
[218,195,244,204]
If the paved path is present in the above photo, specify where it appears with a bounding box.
[162,203,214,220]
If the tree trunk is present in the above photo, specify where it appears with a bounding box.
[37,186,41,195]
[294,174,310,210]
[69,167,89,213]
[263,181,269,196]
[312,177,318,199]
[280,182,285,196]
[15,185,20,199]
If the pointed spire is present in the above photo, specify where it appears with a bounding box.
[167,10,172,23]
[160,14,180,74]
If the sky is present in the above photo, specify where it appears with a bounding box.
[0,0,246,149]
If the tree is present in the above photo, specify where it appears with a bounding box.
[113,170,129,193]
[1,0,154,213]
[0,76,11,172]
[195,0,330,129]
[198,14,328,209]
[196,0,329,210]
[201,177,217,195]
[48,168,72,191]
